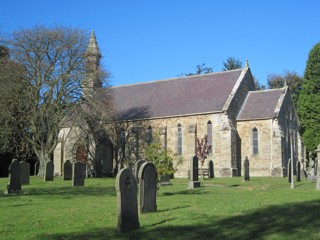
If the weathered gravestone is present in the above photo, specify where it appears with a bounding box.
[72,162,86,186]
[243,157,250,182]
[138,162,157,213]
[63,160,72,180]
[315,144,320,190]
[188,156,201,189]
[287,158,292,183]
[308,154,317,181]
[160,174,172,186]
[6,159,21,194]
[296,160,301,182]
[134,159,145,184]
[116,168,140,233]
[208,160,214,178]
[20,161,30,185]
[44,161,54,181]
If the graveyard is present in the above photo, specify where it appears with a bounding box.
[1,175,320,240]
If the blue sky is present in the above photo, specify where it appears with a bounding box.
[1,1,320,87]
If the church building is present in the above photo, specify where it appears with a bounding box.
[53,32,303,178]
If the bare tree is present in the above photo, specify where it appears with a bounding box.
[7,25,90,175]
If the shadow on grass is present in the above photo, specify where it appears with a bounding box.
[161,188,209,196]
[35,199,320,240]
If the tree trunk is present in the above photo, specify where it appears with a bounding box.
[34,150,50,176]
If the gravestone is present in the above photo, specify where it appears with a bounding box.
[44,161,54,181]
[138,162,157,213]
[287,158,292,183]
[315,157,318,175]
[160,174,172,186]
[188,156,201,189]
[315,144,320,190]
[63,160,72,180]
[116,168,140,233]
[134,159,145,184]
[208,160,214,178]
[20,161,30,185]
[72,162,86,186]
[243,157,250,182]
[296,160,301,182]
[6,159,21,194]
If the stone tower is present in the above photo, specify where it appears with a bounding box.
[82,30,102,96]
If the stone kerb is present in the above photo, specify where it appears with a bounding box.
[138,162,157,213]
[63,160,72,180]
[116,168,140,233]
[44,161,54,181]
[6,159,21,194]
[72,162,85,186]
[20,161,30,185]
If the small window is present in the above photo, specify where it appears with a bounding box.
[177,123,182,155]
[147,126,152,145]
[252,127,258,154]
[207,121,213,154]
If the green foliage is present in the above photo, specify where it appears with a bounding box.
[144,135,183,178]
[179,63,213,76]
[297,42,320,151]
[253,76,266,90]
[222,57,242,71]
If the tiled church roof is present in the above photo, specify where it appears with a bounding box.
[111,69,243,120]
[237,88,285,120]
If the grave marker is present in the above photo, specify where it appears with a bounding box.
[296,160,301,182]
[287,158,292,183]
[44,161,54,181]
[63,160,72,180]
[72,162,85,186]
[6,159,21,194]
[188,155,201,189]
[243,157,250,182]
[20,161,30,185]
[134,159,145,183]
[208,160,214,178]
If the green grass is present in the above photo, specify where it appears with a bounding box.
[0,176,320,240]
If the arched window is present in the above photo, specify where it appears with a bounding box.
[252,127,258,155]
[207,121,213,154]
[147,126,152,145]
[177,123,182,155]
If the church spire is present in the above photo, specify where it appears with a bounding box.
[86,30,101,59]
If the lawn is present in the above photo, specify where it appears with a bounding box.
[0,176,320,240]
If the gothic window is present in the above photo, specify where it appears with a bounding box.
[147,126,152,145]
[207,121,213,154]
[177,123,182,155]
[252,127,259,155]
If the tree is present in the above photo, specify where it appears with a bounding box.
[6,25,92,175]
[267,71,303,105]
[179,63,213,76]
[222,57,242,71]
[254,76,266,90]
[297,42,320,151]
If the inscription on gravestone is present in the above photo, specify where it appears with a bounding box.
[63,160,72,180]
[6,159,21,194]
[44,161,54,181]
[72,162,85,186]
[116,168,140,233]
[138,162,157,213]
[20,161,30,185]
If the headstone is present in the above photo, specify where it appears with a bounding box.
[20,161,30,185]
[134,159,145,183]
[63,160,72,180]
[243,157,250,181]
[116,168,140,233]
[315,157,318,175]
[188,156,201,189]
[208,160,214,178]
[138,162,157,213]
[287,158,292,183]
[44,161,54,181]
[160,174,172,186]
[6,159,21,194]
[72,162,86,186]
[296,160,301,182]
[34,161,39,176]
[315,144,320,190]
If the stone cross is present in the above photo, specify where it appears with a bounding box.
[188,156,201,189]
[20,161,30,185]
[72,162,85,186]
[116,168,140,233]
[63,160,72,180]
[138,162,157,213]
[6,159,21,194]
[243,157,250,181]
[134,159,145,184]
[44,161,54,181]
[208,160,214,178]
[315,144,320,190]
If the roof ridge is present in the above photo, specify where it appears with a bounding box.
[248,88,285,94]
[111,68,243,88]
